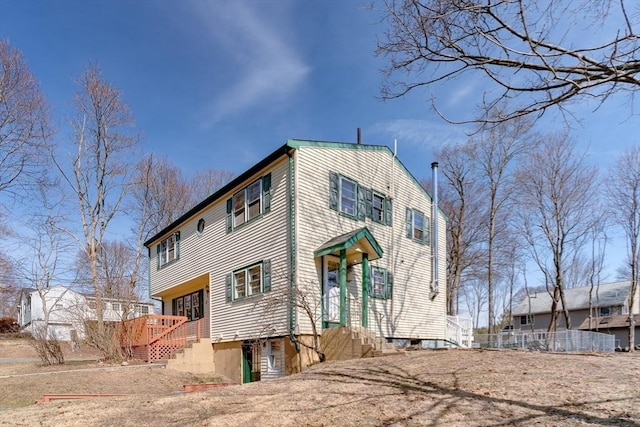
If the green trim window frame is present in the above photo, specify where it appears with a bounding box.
[226,174,272,232]
[329,172,392,225]
[519,314,534,326]
[405,208,430,245]
[172,290,204,321]
[157,232,180,268]
[368,266,393,299]
[226,260,272,302]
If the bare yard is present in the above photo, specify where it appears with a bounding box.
[0,338,638,426]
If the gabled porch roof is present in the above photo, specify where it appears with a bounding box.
[314,227,383,264]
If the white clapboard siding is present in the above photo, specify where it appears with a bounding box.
[294,143,446,340]
[149,157,290,342]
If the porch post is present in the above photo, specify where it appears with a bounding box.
[362,253,369,328]
[339,249,347,326]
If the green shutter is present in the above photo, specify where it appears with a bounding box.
[385,198,393,226]
[172,298,177,315]
[175,232,181,259]
[357,184,367,221]
[156,244,161,269]
[367,266,373,295]
[263,259,271,292]
[364,188,373,219]
[225,274,232,302]
[329,172,339,211]
[386,271,393,299]
[226,198,233,233]
[405,208,413,238]
[263,173,271,213]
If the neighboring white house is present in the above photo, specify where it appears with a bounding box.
[16,285,155,341]
[144,139,448,383]
[512,281,640,349]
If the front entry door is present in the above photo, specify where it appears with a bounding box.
[323,257,340,324]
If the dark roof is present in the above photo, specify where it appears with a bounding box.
[577,314,640,330]
[144,138,443,247]
[144,143,294,247]
[512,281,632,315]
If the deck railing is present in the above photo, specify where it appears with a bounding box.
[120,315,206,362]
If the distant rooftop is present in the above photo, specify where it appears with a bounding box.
[512,281,631,315]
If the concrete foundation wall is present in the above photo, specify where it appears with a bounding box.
[212,341,242,384]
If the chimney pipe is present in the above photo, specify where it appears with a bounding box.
[357,128,361,144]
[431,161,439,298]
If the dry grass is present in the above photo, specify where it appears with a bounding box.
[0,339,639,426]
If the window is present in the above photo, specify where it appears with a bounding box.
[172,290,204,321]
[267,339,283,372]
[112,303,121,311]
[157,232,180,268]
[369,266,393,299]
[329,172,392,225]
[226,174,272,232]
[54,303,63,310]
[598,307,611,316]
[372,193,385,222]
[226,260,272,302]
[197,218,205,234]
[520,315,534,325]
[340,176,357,217]
[234,264,261,299]
[406,208,430,245]
[135,304,149,315]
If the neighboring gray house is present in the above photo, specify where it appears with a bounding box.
[512,281,639,349]
[17,285,155,341]
[144,139,448,384]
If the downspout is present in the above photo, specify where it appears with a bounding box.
[431,162,439,299]
[286,150,300,352]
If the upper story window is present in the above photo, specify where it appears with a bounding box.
[369,266,393,299]
[340,176,357,217]
[157,232,180,268]
[520,314,534,325]
[598,307,611,316]
[406,208,430,245]
[225,260,272,302]
[226,174,272,232]
[329,172,392,225]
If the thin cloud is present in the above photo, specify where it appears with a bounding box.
[371,119,468,152]
[195,2,310,126]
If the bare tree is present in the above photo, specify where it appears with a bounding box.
[0,39,52,198]
[132,154,192,239]
[516,134,600,332]
[377,1,640,124]
[55,65,138,357]
[19,215,72,365]
[190,168,235,204]
[607,144,640,351]
[436,142,485,315]
[472,115,535,332]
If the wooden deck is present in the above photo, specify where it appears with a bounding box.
[119,315,207,362]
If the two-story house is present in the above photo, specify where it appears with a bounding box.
[17,285,155,342]
[512,281,639,349]
[144,139,447,383]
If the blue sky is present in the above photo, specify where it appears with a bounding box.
[2,1,638,291]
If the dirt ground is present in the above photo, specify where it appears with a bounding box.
[0,338,639,426]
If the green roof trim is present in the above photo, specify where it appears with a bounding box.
[287,139,448,220]
[314,227,383,259]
